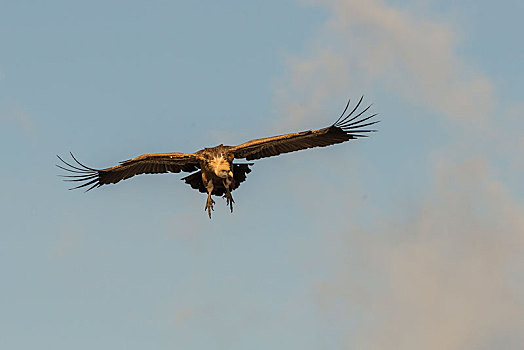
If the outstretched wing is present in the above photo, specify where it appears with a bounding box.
[57,152,202,191]
[231,97,378,161]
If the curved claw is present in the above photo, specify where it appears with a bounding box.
[205,197,215,219]
[224,191,235,213]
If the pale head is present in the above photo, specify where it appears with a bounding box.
[210,155,233,178]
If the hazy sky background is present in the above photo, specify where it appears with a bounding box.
[1,1,523,349]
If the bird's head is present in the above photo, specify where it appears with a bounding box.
[211,156,233,179]
[215,165,233,179]
[219,168,234,178]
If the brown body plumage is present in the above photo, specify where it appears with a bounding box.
[57,97,378,218]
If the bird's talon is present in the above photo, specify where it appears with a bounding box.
[205,196,215,218]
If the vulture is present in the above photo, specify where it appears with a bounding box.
[57,97,378,218]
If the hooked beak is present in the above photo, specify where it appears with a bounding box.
[228,171,233,178]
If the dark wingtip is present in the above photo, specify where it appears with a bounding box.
[331,96,380,138]
[56,154,92,173]
[70,152,98,171]
[57,153,100,191]
[333,97,352,126]
[334,96,364,127]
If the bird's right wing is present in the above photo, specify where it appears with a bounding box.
[57,152,202,191]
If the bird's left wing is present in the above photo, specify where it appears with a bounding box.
[230,97,378,161]
[57,152,202,191]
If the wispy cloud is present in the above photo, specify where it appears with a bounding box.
[51,226,84,258]
[315,158,524,349]
[273,0,524,348]
[274,0,495,128]
[0,103,35,136]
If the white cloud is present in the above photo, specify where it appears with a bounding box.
[51,227,84,258]
[314,158,524,349]
[0,103,35,135]
[274,0,495,127]
[272,0,524,348]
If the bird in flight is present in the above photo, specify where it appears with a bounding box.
[57,97,378,218]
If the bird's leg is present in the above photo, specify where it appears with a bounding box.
[204,179,215,219]
[223,178,234,213]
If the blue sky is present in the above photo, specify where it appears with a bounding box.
[1,1,523,349]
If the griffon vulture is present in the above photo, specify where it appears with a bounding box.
[57,97,378,218]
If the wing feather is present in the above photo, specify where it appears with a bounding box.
[57,152,201,191]
[231,97,378,161]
